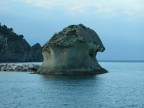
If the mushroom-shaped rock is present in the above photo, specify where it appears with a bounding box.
[37,24,107,75]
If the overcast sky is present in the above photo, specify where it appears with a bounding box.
[0,0,144,60]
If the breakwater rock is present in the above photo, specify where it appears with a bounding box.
[0,64,40,72]
[37,24,107,75]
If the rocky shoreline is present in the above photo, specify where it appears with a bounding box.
[0,64,40,72]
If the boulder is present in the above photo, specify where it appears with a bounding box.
[37,24,107,75]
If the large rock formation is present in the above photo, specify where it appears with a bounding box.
[0,23,43,62]
[37,24,107,75]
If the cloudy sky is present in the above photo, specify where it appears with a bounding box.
[0,0,144,60]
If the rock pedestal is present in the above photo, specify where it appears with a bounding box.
[37,24,107,75]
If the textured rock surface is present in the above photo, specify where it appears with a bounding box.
[0,64,40,72]
[0,23,43,62]
[37,24,107,74]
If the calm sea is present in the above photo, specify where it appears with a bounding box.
[0,62,144,108]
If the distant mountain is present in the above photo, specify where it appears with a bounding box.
[0,23,43,62]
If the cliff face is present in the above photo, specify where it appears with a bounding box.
[0,24,43,62]
[37,24,107,75]
[30,43,43,62]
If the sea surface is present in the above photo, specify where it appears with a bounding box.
[0,62,144,108]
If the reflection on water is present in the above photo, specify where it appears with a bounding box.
[0,62,144,108]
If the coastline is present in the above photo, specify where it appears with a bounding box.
[1,61,143,73]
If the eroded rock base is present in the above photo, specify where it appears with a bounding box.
[36,68,108,75]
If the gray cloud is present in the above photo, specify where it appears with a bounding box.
[20,0,144,16]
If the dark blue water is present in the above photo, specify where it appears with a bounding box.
[0,62,144,108]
